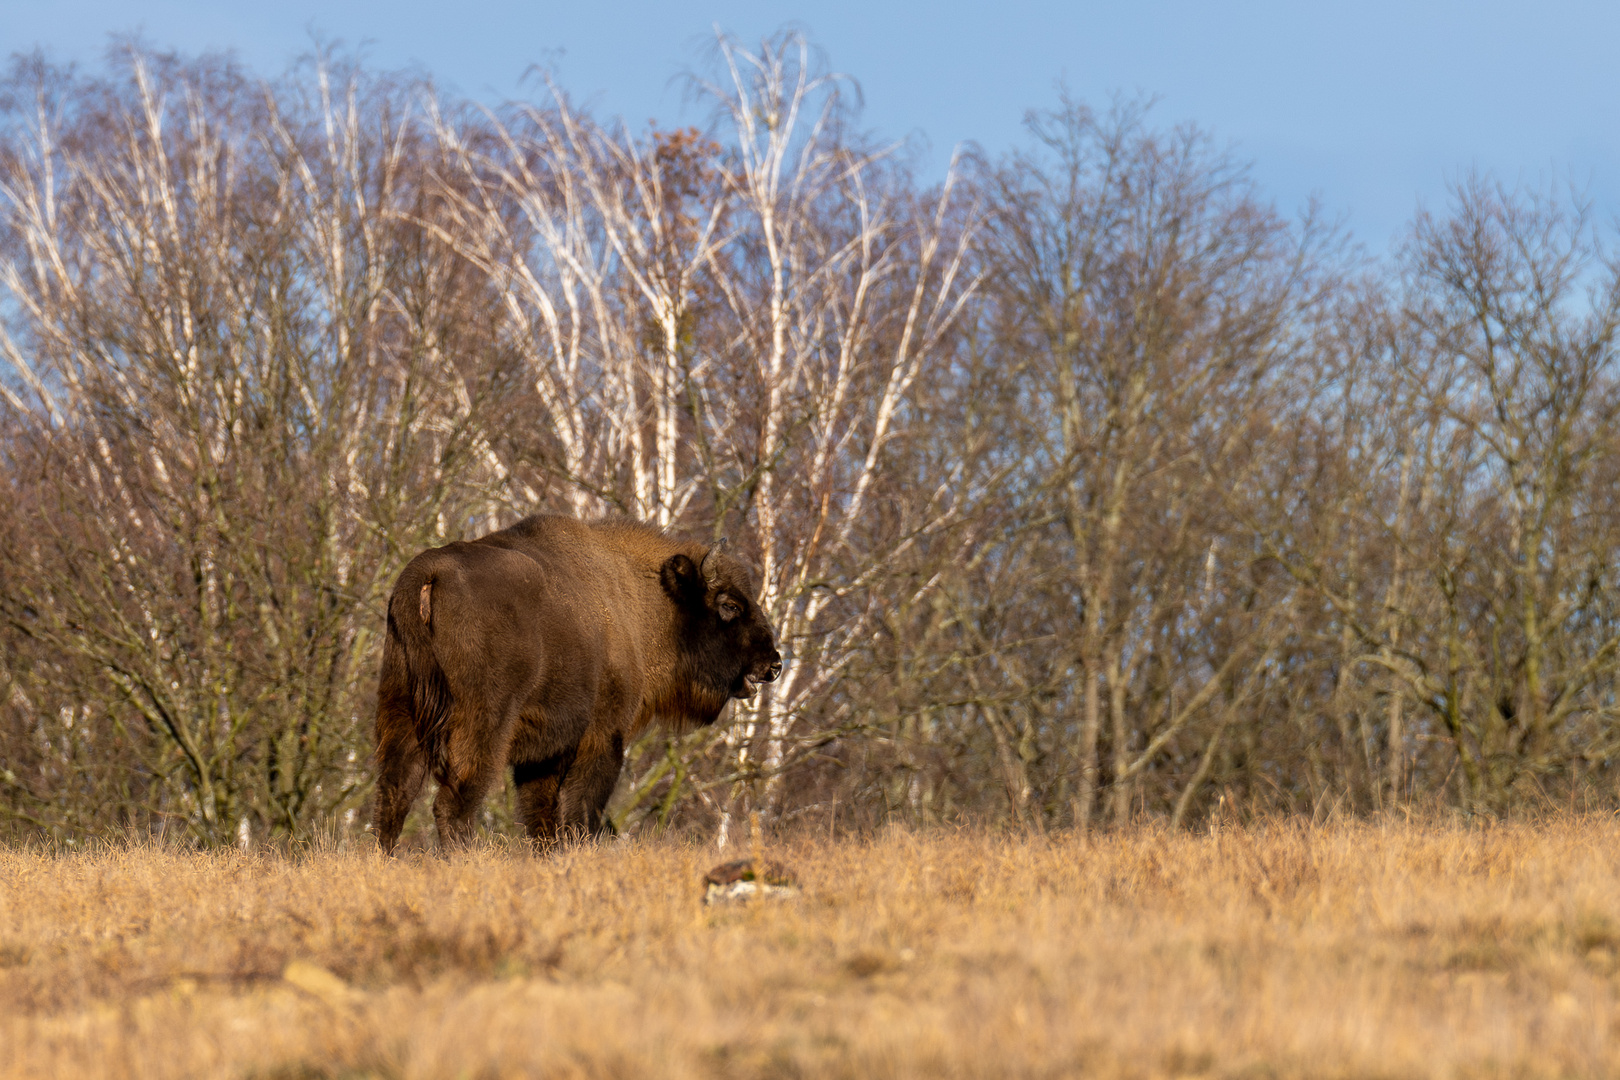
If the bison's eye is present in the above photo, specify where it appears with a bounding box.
[717,595,742,622]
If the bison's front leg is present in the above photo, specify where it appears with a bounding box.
[513,752,572,849]
[556,731,625,841]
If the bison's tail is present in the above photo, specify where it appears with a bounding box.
[388,571,453,773]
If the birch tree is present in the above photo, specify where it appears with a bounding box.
[0,51,498,842]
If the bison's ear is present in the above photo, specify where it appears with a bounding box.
[660,553,704,604]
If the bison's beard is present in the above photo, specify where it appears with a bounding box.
[649,657,777,733]
[644,672,736,732]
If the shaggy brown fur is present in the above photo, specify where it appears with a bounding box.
[373,515,781,852]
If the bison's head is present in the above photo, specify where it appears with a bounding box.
[660,541,782,720]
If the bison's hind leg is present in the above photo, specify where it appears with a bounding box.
[374,698,428,856]
[432,698,516,850]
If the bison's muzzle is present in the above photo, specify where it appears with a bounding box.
[735,652,783,700]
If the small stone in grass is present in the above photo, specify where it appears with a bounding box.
[703,859,800,904]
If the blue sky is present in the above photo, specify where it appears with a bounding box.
[8,0,1618,254]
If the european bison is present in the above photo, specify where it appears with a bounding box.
[373,514,781,852]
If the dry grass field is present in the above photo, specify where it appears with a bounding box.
[2,819,1618,1079]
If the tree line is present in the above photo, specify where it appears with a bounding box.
[2,36,1617,846]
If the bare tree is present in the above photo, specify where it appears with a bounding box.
[0,50,503,842]
[978,96,1333,829]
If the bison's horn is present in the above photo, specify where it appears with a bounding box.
[701,536,727,586]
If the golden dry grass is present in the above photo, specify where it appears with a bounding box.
[2,819,1618,1079]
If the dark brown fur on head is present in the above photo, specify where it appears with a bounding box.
[652,541,782,729]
